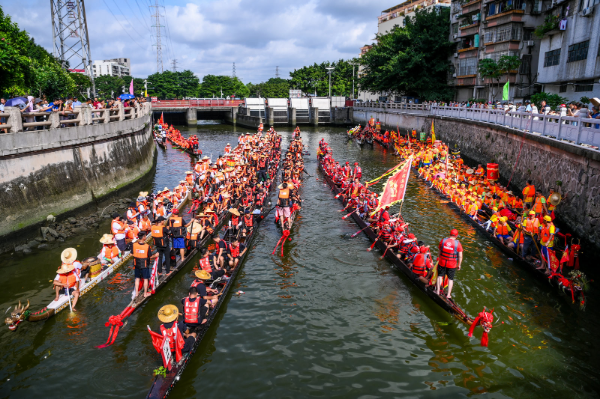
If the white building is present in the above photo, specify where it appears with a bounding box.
[93,58,131,78]
[536,0,600,103]
[378,0,451,34]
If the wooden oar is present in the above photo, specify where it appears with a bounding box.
[350,223,371,238]
[342,210,356,220]
[367,230,383,252]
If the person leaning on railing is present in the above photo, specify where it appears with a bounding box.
[0,98,7,133]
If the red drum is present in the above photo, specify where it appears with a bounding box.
[487,163,499,181]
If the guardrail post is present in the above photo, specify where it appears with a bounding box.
[576,117,583,144]
[6,107,23,133]
[118,102,124,121]
[557,117,562,139]
[542,115,547,136]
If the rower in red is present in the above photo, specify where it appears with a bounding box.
[436,229,463,299]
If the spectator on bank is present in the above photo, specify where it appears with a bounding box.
[0,98,7,133]
[20,96,35,131]
[590,107,600,129]
[72,97,82,108]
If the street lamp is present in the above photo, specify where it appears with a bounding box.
[349,62,358,99]
[326,67,334,97]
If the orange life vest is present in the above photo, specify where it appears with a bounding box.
[59,271,78,288]
[133,242,150,269]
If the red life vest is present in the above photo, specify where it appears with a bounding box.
[199,257,212,272]
[191,279,203,288]
[231,216,239,226]
[354,166,362,175]
[244,215,253,227]
[183,298,199,324]
[230,245,240,258]
[439,238,459,268]
[412,253,429,276]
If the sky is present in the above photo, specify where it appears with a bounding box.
[3,0,394,83]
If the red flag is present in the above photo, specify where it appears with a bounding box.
[371,156,412,215]
[560,246,570,264]
[547,249,560,272]
[148,326,165,354]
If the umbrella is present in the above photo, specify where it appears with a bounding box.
[119,94,135,100]
[5,97,27,107]
[591,98,600,108]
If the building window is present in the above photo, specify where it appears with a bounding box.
[523,29,534,40]
[452,23,458,34]
[567,40,589,63]
[544,49,561,67]
[575,79,594,92]
[559,84,567,92]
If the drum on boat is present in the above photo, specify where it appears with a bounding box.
[487,163,499,181]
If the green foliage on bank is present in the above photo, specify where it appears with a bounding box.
[197,75,249,98]
[358,8,454,101]
[0,6,89,99]
[531,92,568,109]
[289,60,355,97]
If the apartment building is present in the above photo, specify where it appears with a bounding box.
[92,58,131,78]
[378,0,451,34]
[448,0,546,101]
[536,0,600,102]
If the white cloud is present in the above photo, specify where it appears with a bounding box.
[2,0,389,82]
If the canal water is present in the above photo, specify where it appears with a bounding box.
[0,123,598,399]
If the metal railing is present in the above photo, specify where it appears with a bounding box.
[1,102,151,134]
[152,99,245,108]
[431,106,600,149]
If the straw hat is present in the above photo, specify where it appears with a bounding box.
[157,304,180,323]
[185,171,193,174]
[179,180,186,184]
[61,248,77,264]
[222,193,231,198]
[163,187,170,192]
[202,156,210,160]
[195,270,211,280]
[99,234,115,245]
[187,224,202,234]
[229,208,240,217]
[56,263,75,274]
[139,191,149,197]
[205,209,215,214]
[196,212,206,218]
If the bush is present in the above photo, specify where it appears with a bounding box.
[468,98,487,103]
[531,92,568,109]
[534,15,559,38]
[580,96,591,105]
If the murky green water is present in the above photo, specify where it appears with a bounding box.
[0,123,598,399]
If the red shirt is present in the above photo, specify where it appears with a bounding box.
[438,237,463,268]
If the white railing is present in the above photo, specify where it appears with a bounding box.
[355,102,431,112]
[432,106,600,150]
[2,102,151,133]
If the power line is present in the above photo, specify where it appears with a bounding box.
[160,0,176,71]
[102,0,147,51]
[125,0,151,32]
[149,0,163,72]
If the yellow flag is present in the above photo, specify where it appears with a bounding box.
[431,121,436,143]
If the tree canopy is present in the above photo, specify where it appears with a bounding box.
[197,75,249,98]
[0,6,78,99]
[289,60,356,97]
[358,8,454,101]
[247,78,289,98]
[146,70,200,99]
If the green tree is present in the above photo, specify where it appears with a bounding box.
[246,78,289,98]
[358,8,454,101]
[531,92,568,110]
[146,70,200,99]
[94,75,125,98]
[197,75,248,98]
[478,59,502,101]
[289,60,355,96]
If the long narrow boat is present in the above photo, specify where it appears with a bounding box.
[317,159,475,326]
[97,203,233,347]
[154,130,166,148]
[145,145,282,399]
[5,192,191,331]
[412,170,587,308]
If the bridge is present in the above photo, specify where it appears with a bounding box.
[151,98,353,127]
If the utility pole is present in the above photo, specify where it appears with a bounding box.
[326,66,334,97]
[144,79,149,97]
[349,62,358,99]
[232,62,236,78]
[275,66,280,78]
[171,59,178,72]
[50,0,96,96]
[150,0,164,73]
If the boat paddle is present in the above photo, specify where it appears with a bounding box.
[350,223,371,238]
[342,210,356,220]
[65,287,73,312]
[367,230,383,252]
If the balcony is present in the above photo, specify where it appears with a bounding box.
[457,76,477,85]
[460,22,481,36]
[486,9,525,27]
[462,0,482,13]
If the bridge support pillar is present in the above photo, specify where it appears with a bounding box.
[312,107,319,126]
[288,107,296,126]
[186,108,197,126]
[266,107,274,126]
[229,108,237,125]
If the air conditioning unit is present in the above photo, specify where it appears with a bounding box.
[454,52,459,57]
[526,40,535,46]
[453,34,458,39]
[551,0,556,6]
[582,7,594,16]
[452,73,457,77]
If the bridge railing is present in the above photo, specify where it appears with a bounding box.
[355,102,431,112]
[152,99,245,108]
[2,102,151,133]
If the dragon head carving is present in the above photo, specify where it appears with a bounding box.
[5,300,30,331]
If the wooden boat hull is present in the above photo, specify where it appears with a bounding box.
[318,160,473,325]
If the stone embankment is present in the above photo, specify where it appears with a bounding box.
[11,198,134,255]
[0,103,155,254]
[352,107,600,249]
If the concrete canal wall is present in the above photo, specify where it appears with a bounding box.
[0,105,155,249]
[353,108,600,248]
